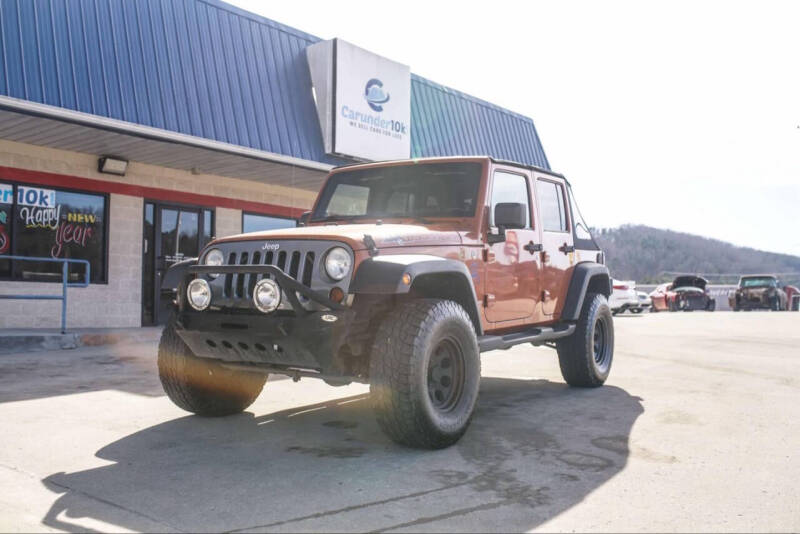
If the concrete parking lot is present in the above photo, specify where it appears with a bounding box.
[1,312,798,533]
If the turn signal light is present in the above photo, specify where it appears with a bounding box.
[329,286,345,303]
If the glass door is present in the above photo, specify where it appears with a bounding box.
[142,203,213,325]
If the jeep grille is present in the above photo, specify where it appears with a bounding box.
[203,240,351,311]
[223,249,316,299]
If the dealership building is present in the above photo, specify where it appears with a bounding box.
[0,0,550,328]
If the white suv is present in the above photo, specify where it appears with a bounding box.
[609,279,639,315]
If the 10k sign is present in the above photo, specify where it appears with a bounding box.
[16,186,56,208]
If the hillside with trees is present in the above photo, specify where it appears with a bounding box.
[592,225,800,285]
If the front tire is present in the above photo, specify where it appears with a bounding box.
[369,299,481,449]
[158,323,266,416]
[556,293,614,387]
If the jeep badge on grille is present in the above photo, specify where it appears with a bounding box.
[261,242,280,251]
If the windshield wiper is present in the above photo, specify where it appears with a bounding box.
[309,215,361,224]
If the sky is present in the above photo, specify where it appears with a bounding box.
[229,0,800,256]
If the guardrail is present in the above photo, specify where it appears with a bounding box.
[0,256,91,334]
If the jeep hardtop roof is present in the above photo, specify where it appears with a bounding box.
[331,156,570,186]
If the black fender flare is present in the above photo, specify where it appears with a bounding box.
[161,258,198,290]
[561,262,611,322]
[351,255,483,335]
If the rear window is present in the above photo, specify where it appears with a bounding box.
[536,179,568,232]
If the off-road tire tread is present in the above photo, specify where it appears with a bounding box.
[556,292,612,388]
[158,323,266,416]
[369,299,479,449]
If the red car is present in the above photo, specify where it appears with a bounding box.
[785,285,800,311]
[649,275,716,312]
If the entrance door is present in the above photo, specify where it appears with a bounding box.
[142,203,213,325]
[484,169,541,323]
[534,174,575,318]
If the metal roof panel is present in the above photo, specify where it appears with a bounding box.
[0,0,549,170]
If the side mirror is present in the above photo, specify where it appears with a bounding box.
[298,211,311,227]
[494,203,526,230]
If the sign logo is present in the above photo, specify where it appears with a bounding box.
[261,242,280,251]
[364,78,390,112]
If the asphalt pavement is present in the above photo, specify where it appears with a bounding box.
[0,312,798,532]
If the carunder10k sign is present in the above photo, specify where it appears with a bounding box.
[334,40,410,161]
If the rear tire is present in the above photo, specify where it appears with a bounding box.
[369,299,480,449]
[158,323,266,416]
[556,293,614,387]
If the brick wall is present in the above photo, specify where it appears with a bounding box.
[0,193,142,328]
[215,207,242,239]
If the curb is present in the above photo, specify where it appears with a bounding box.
[0,328,162,354]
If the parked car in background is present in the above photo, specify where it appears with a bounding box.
[635,291,652,313]
[650,275,715,312]
[785,285,800,311]
[649,283,670,312]
[610,279,639,315]
[730,275,789,311]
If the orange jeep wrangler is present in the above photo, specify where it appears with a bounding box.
[160,157,613,449]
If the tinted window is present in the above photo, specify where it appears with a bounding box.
[242,213,296,233]
[313,162,482,221]
[537,180,568,232]
[5,184,107,283]
[741,277,777,288]
[491,171,530,228]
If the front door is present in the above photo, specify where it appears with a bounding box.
[484,169,541,323]
[534,174,575,318]
[142,203,212,325]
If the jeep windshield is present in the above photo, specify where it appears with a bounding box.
[741,277,777,288]
[311,162,482,222]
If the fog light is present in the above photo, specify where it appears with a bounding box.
[187,279,211,311]
[253,278,281,313]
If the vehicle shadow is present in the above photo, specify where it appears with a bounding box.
[41,378,643,533]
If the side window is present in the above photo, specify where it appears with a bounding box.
[568,186,593,240]
[537,180,568,232]
[491,171,530,228]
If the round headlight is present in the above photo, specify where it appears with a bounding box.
[187,279,211,311]
[203,248,224,278]
[253,278,281,313]
[324,247,352,281]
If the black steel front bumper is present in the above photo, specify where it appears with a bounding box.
[174,264,354,377]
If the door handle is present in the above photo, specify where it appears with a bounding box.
[523,241,543,254]
[559,243,575,254]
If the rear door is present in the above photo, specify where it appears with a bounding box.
[484,168,541,323]
[534,174,575,318]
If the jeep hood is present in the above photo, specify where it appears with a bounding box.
[211,223,463,251]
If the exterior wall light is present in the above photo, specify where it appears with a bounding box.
[98,156,128,176]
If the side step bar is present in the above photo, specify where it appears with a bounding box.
[478,323,576,352]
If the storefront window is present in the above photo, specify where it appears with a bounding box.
[0,182,107,283]
[242,213,296,233]
[0,183,12,277]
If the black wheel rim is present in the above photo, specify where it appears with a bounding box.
[593,317,611,368]
[427,337,465,412]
